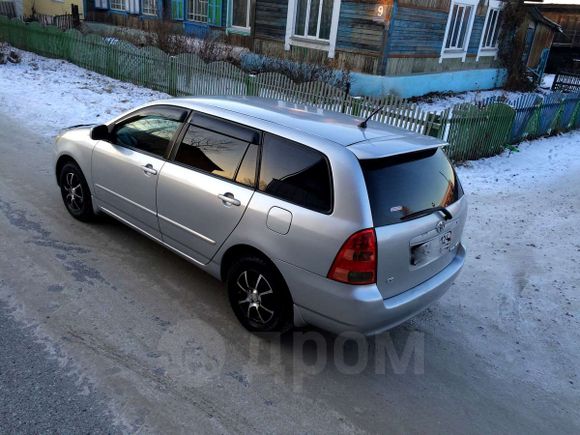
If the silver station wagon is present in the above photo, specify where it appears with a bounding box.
[54,97,467,335]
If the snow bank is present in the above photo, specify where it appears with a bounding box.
[0,48,170,139]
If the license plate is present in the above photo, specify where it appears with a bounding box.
[411,231,453,266]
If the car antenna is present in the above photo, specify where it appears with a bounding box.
[358,105,383,129]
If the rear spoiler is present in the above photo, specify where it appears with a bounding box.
[348,134,447,160]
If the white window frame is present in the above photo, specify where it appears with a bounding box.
[110,0,128,11]
[187,0,208,23]
[477,0,503,61]
[227,0,252,34]
[284,0,341,59]
[94,0,108,9]
[439,0,478,63]
[141,0,157,16]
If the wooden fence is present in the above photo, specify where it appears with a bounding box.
[1,16,579,162]
[552,71,580,93]
[35,13,76,30]
[0,1,15,18]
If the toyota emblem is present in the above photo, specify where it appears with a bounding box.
[436,221,446,233]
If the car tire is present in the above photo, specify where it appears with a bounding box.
[227,256,293,333]
[59,162,96,222]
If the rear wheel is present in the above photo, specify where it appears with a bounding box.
[59,162,95,222]
[226,256,293,333]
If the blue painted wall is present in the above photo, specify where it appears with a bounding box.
[350,68,507,99]
[387,6,447,56]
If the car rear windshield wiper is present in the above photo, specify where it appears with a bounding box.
[401,206,453,222]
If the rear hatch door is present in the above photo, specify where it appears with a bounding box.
[360,148,467,299]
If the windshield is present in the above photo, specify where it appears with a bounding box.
[361,148,463,226]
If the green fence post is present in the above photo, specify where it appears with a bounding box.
[168,56,178,96]
[351,96,363,118]
[570,100,580,129]
[245,74,258,97]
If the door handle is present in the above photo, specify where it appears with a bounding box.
[218,193,241,207]
[142,164,158,176]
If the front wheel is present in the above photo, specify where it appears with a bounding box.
[59,162,96,222]
[227,257,293,333]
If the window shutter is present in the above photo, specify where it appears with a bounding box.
[171,0,184,19]
[208,0,222,26]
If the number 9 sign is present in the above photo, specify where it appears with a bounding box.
[375,4,387,19]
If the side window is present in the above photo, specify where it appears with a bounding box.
[174,125,252,182]
[112,107,186,158]
[259,134,332,213]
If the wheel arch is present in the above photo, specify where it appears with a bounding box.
[219,244,282,284]
[55,155,79,186]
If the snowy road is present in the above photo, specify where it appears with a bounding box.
[0,50,579,433]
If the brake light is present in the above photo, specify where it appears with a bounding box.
[328,228,377,285]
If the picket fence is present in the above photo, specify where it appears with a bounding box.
[1,16,579,162]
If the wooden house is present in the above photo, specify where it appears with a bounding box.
[78,0,559,96]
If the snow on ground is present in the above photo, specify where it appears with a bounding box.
[0,48,170,139]
[457,131,580,192]
[542,73,556,89]
[415,74,556,113]
[416,87,553,113]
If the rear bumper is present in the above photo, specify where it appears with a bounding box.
[277,244,466,335]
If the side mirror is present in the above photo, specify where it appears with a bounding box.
[90,124,110,141]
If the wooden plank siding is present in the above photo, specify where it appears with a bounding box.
[386,6,448,57]
[384,3,501,76]
[254,1,288,41]
[335,0,385,54]
[541,10,580,48]
[468,16,484,55]
[527,23,554,70]
[251,0,387,74]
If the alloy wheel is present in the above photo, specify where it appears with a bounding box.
[63,172,84,212]
[236,270,276,325]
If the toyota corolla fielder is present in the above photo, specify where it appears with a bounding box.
[54,97,467,335]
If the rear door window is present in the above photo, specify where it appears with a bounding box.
[259,134,332,213]
[173,115,259,184]
[361,148,462,226]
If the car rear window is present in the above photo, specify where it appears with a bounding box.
[259,134,333,214]
[360,148,463,226]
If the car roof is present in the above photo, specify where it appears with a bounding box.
[150,96,446,159]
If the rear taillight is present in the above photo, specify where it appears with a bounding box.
[328,228,377,285]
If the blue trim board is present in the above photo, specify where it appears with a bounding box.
[350,68,508,99]
[382,0,398,75]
